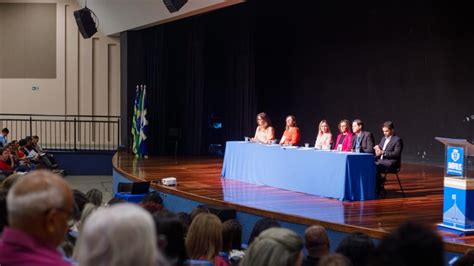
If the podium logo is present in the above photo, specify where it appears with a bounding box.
[451,149,460,162]
[447,146,464,176]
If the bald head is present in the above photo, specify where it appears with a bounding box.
[305,225,330,257]
[7,170,73,246]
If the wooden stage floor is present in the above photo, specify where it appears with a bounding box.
[113,151,474,253]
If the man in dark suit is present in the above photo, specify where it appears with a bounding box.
[374,121,403,196]
[351,119,375,154]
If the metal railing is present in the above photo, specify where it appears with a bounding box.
[0,114,120,151]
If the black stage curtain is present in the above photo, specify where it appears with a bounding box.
[124,3,256,155]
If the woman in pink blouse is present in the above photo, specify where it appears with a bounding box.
[251,112,276,144]
[333,119,353,152]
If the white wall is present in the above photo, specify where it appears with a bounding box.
[0,0,120,117]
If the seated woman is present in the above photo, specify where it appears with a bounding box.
[333,119,353,152]
[251,112,275,144]
[315,120,333,150]
[279,115,300,146]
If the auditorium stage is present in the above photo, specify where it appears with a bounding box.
[112,151,474,253]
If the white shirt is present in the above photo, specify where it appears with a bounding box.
[381,135,392,159]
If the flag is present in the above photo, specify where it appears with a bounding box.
[138,85,148,157]
[131,85,140,155]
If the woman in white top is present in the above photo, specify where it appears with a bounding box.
[251,112,276,144]
[315,120,333,149]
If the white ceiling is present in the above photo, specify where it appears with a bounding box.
[75,0,245,36]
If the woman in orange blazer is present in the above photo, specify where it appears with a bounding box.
[279,115,300,146]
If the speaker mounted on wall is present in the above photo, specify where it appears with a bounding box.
[163,0,188,13]
[74,6,98,39]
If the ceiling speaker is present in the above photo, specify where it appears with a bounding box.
[74,7,97,39]
[163,0,188,13]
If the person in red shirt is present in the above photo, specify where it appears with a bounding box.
[0,148,14,175]
[279,115,301,146]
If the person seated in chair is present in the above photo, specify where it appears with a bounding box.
[333,120,353,152]
[374,121,403,196]
[351,119,375,154]
[251,112,275,144]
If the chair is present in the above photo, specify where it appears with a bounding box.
[382,167,405,197]
[167,128,179,157]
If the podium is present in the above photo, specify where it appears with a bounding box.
[436,137,474,235]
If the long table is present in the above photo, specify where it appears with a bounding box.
[221,141,376,201]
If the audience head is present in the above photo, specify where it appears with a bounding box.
[0,190,8,233]
[190,204,209,222]
[304,225,330,258]
[185,213,222,261]
[153,210,187,266]
[352,119,364,134]
[338,119,351,134]
[248,218,281,245]
[222,219,242,251]
[141,191,164,214]
[176,211,191,229]
[382,121,395,137]
[72,189,89,221]
[335,232,374,266]
[32,135,39,144]
[1,173,24,191]
[240,227,303,266]
[373,220,443,266]
[106,197,126,206]
[1,128,9,136]
[18,139,27,147]
[24,136,33,146]
[319,120,331,135]
[257,112,272,128]
[0,148,10,161]
[319,254,352,266]
[7,170,73,247]
[285,115,297,129]
[77,203,98,232]
[85,188,103,207]
[75,203,166,266]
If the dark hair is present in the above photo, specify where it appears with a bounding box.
[85,188,103,207]
[352,119,363,128]
[153,210,188,266]
[222,219,242,251]
[190,205,209,222]
[382,121,394,130]
[339,119,351,131]
[0,190,8,233]
[1,128,9,134]
[72,189,89,221]
[373,221,443,266]
[142,191,163,205]
[107,197,126,206]
[248,218,281,245]
[18,139,27,147]
[176,212,191,229]
[257,112,272,127]
[335,232,374,266]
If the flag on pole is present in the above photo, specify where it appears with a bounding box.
[138,85,148,158]
[131,85,140,155]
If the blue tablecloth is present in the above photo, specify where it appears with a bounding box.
[221,141,376,201]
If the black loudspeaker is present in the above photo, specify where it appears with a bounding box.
[163,0,188,13]
[206,205,236,223]
[74,8,97,39]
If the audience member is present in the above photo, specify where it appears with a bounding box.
[318,254,352,266]
[351,119,375,154]
[315,120,333,150]
[303,225,330,266]
[72,189,89,221]
[335,232,374,266]
[222,219,245,265]
[334,119,353,152]
[248,217,281,245]
[280,115,301,146]
[251,112,276,144]
[153,210,188,266]
[0,172,24,191]
[0,170,74,266]
[372,220,443,266]
[240,227,303,266]
[0,190,7,233]
[185,213,229,266]
[75,203,168,266]
[374,121,403,197]
[177,211,192,230]
[0,128,9,148]
[0,148,14,175]
[106,197,126,206]
[190,204,210,222]
[85,188,103,207]
[141,190,164,214]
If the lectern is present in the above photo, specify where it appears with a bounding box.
[436,137,474,235]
